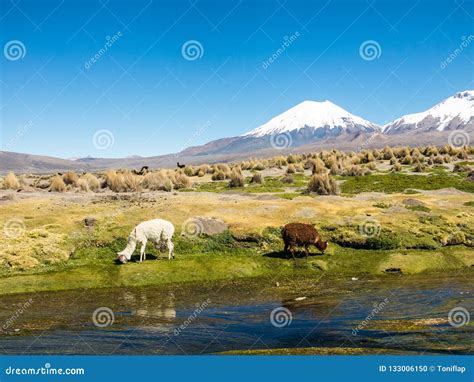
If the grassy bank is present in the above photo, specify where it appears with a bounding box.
[0,227,472,295]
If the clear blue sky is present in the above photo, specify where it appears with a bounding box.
[1,0,473,158]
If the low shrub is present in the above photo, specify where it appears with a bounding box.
[307,173,338,195]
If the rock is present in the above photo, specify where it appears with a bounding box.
[189,216,228,236]
[35,179,50,189]
[294,297,307,301]
[231,232,261,243]
[275,282,280,287]
[351,277,358,281]
[402,198,426,207]
[384,267,402,274]
[84,217,97,227]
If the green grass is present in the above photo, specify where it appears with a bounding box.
[464,201,474,207]
[340,173,474,194]
[1,224,472,295]
[188,174,310,194]
[406,205,431,213]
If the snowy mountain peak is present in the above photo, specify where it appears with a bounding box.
[383,90,474,134]
[243,100,379,137]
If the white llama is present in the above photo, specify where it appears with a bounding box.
[117,219,175,263]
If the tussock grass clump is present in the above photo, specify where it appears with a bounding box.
[184,166,195,177]
[81,173,100,191]
[281,174,294,184]
[62,171,78,186]
[49,175,66,192]
[286,164,296,174]
[343,165,369,177]
[123,170,142,191]
[250,172,264,184]
[104,170,142,192]
[142,171,173,191]
[413,162,426,172]
[453,163,471,173]
[76,178,90,192]
[391,162,402,172]
[215,163,231,173]
[307,173,338,195]
[173,173,191,189]
[229,170,245,188]
[252,162,266,171]
[2,172,20,190]
[212,171,227,181]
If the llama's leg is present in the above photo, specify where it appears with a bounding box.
[304,245,310,258]
[290,245,296,260]
[167,239,174,260]
[139,239,147,262]
[284,243,289,259]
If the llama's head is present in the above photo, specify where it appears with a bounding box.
[315,239,328,254]
[117,253,128,264]
[117,235,136,263]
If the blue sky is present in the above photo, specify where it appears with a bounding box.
[1,0,473,158]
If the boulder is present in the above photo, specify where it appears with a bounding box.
[186,216,228,236]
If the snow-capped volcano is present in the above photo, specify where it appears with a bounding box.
[243,100,379,137]
[383,90,474,134]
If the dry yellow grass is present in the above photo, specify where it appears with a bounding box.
[49,175,66,192]
[62,171,78,186]
[2,172,20,190]
[307,173,338,195]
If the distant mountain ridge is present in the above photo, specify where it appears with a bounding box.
[1,90,472,174]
